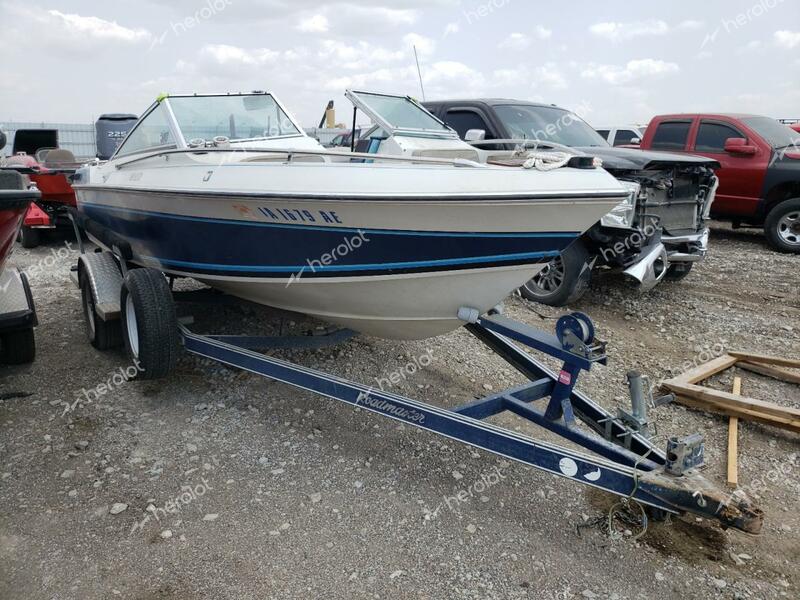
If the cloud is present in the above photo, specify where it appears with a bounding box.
[499,33,530,50]
[533,25,553,39]
[589,19,669,41]
[775,30,800,49]
[443,22,460,36]
[200,44,280,66]
[317,40,404,70]
[46,10,151,43]
[403,33,436,56]
[296,14,329,33]
[581,59,679,85]
[677,20,704,31]
[531,62,567,90]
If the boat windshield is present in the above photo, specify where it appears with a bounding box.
[347,90,452,134]
[168,94,301,142]
[494,105,609,148]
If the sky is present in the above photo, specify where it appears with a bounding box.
[1,0,799,128]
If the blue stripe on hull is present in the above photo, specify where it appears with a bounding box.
[81,204,575,278]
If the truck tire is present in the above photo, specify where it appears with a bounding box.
[120,268,179,380]
[0,328,36,364]
[764,198,800,254]
[519,241,591,307]
[81,273,123,350]
[664,262,694,281]
[18,226,40,249]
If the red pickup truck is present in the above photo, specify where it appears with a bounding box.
[639,114,800,253]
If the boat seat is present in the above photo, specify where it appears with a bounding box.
[44,148,76,168]
[35,148,56,164]
[0,169,25,190]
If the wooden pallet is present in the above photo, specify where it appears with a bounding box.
[661,351,800,435]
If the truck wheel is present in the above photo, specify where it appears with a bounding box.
[120,268,179,380]
[0,328,36,364]
[764,198,800,254]
[520,241,591,307]
[18,227,40,249]
[80,273,123,350]
[664,262,694,281]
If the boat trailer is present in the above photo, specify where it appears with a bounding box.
[73,249,763,535]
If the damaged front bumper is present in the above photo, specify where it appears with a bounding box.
[663,228,709,263]
[623,239,669,291]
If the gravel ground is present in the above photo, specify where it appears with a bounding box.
[1,222,798,600]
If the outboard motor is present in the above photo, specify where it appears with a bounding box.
[95,113,138,160]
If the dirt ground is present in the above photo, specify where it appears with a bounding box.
[1,222,798,600]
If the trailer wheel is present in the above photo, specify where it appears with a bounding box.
[120,268,179,380]
[80,273,122,350]
[0,328,36,364]
[18,227,40,249]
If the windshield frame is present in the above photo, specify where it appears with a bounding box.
[112,92,307,159]
[345,89,459,139]
[493,103,610,148]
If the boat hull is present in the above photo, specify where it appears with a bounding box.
[75,161,624,339]
[0,193,36,273]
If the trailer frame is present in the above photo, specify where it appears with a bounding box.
[74,249,764,535]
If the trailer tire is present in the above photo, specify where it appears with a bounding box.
[0,328,36,364]
[764,198,800,254]
[81,273,123,350]
[18,227,40,249]
[120,268,179,380]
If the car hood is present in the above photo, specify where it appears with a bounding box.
[574,146,720,171]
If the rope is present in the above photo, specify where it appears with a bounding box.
[521,150,571,171]
[577,437,668,541]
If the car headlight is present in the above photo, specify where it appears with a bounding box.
[601,181,640,229]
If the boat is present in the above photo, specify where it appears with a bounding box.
[3,114,137,248]
[72,90,628,339]
[0,139,41,363]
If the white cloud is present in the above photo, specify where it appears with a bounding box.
[589,19,669,41]
[499,33,530,50]
[581,59,679,85]
[443,22,460,36]
[200,44,280,66]
[46,10,151,43]
[775,30,800,49]
[318,40,404,70]
[531,62,567,90]
[533,25,553,40]
[297,14,329,33]
[403,33,436,56]
[677,20,704,30]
